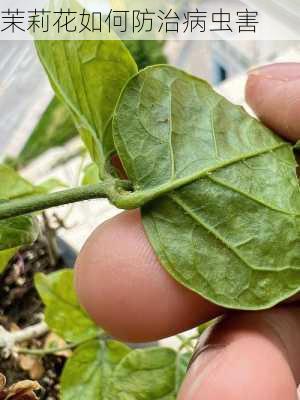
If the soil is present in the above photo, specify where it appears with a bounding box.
[0,228,74,399]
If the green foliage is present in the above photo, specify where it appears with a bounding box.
[0,164,68,272]
[0,216,39,252]
[60,340,131,400]
[35,39,138,177]
[0,164,40,271]
[105,347,178,399]
[0,164,35,200]
[35,270,101,342]
[15,40,167,170]
[17,97,76,168]
[113,65,300,309]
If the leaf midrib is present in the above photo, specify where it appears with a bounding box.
[124,141,289,208]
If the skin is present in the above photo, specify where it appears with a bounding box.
[76,63,300,399]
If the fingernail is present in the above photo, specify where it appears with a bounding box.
[248,63,300,82]
[187,343,224,372]
[181,344,226,399]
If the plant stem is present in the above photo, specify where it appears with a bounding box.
[17,334,104,356]
[0,183,115,221]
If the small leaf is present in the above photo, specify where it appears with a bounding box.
[35,3,138,175]
[0,165,35,200]
[17,96,76,168]
[60,340,131,400]
[0,217,39,252]
[34,270,100,342]
[105,347,177,400]
[114,65,300,310]
[0,165,39,257]
[81,163,100,186]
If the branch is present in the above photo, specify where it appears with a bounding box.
[0,182,123,221]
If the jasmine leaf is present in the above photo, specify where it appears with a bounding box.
[60,340,131,400]
[35,270,101,342]
[114,65,300,310]
[0,165,39,260]
[35,12,138,176]
[105,347,177,400]
[0,164,35,200]
[0,217,39,252]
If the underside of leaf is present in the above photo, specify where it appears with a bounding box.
[113,65,300,309]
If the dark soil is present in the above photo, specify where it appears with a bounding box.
[0,228,74,399]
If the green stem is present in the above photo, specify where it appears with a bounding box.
[17,334,104,356]
[0,182,124,221]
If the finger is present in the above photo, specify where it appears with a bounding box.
[246,63,300,141]
[75,210,221,342]
[179,306,300,400]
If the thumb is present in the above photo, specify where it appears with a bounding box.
[246,63,300,142]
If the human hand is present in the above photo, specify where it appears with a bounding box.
[75,63,300,399]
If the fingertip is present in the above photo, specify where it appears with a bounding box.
[246,63,300,142]
[179,311,299,400]
[75,210,220,342]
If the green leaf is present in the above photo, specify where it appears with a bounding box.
[0,165,39,255]
[0,247,19,274]
[60,340,131,400]
[17,40,166,170]
[113,65,300,310]
[35,270,100,342]
[17,96,76,168]
[105,347,178,400]
[81,163,100,186]
[0,216,39,251]
[35,10,138,176]
[0,164,35,200]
